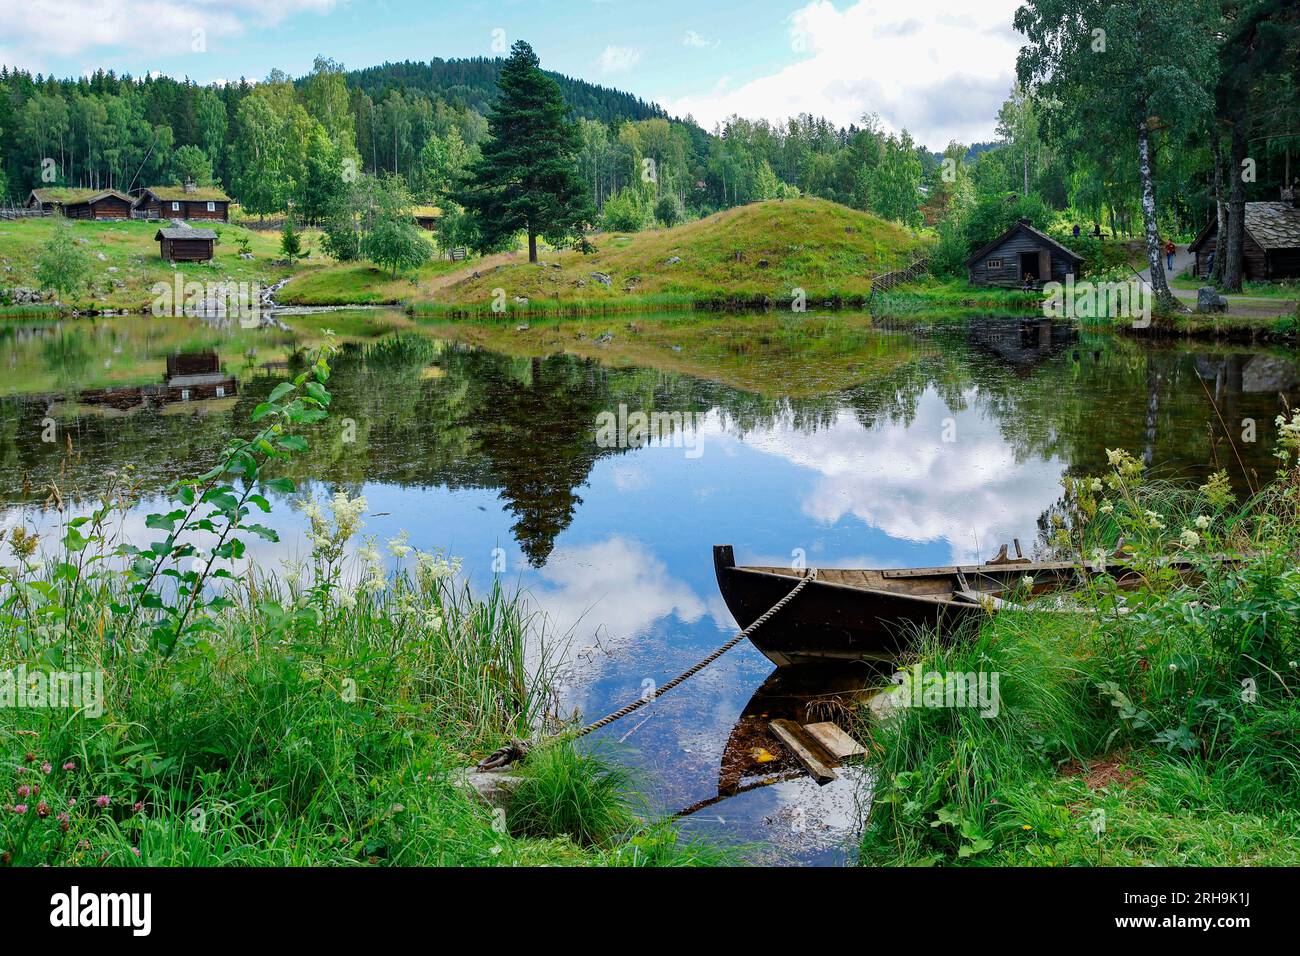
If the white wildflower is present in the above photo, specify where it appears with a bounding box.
[1194,515,1212,530]
[1179,530,1200,550]
[388,530,412,560]
[358,539,386,594]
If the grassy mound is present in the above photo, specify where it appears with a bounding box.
[419,198,927,315]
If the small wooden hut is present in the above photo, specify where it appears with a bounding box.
[966,219,1082,288]
[156,226,217,263]
[411,206,441,231]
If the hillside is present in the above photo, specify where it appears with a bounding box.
[421,198,928,314]
[346,58,667,124]
[0,217,303,312]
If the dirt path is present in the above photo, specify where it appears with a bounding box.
[1134,247,1296,320]
[419,252,522,298]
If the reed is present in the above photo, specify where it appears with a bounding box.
[0,336,705,867]
[858,437,1300,866]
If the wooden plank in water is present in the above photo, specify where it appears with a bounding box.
[769,719,838,785]
[803,722,866,761]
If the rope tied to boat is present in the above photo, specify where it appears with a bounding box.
[475,568,818,772]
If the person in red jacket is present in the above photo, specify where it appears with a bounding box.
[1164,239,1176,271]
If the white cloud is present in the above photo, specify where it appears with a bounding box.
[702,391,1064,565]
[0,0,338,61]
[596,44,641,75]
[663,0,1023,150]
[525,536,706,649]
[682,30,720,50]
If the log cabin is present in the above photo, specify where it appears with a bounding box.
[156,226,217,263]
[411,205,441,231]
[1188,189,1300,281]
[28,188,134,219]
[966,218,1082,288]
[135,182,231,222]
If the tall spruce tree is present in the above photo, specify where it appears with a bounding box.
[460,41,593,262]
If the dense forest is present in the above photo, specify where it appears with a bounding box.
[0,0,1296,290]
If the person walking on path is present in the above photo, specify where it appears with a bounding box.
[1164,239,1176,272]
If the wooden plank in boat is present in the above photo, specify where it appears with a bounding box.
[803,722,866,760]
[955,589,1022,611]
[769,719,838,784]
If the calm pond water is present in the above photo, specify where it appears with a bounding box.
[2,311,1297,864]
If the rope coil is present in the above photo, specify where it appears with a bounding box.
[476,568,818,771]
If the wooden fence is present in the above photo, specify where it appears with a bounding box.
[869,257,930,298]
[0,206,51,221]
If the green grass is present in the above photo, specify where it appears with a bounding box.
[1172,274,1300,299]
[857,451,1300,867]
[870,277,1044,314]
[419,198,927,315]
[0,216,308,312]
[507,742,638,847]
[0,341,711,867]
[274,257,466,307]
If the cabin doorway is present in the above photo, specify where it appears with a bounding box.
[1019,251,1041,283]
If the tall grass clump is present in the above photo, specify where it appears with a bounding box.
[860,425,1300,866]
[0,338,699,867]
[507,741,636,847]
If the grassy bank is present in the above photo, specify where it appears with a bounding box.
[0,216,312,312]
[859,442,1300,866]
[415,198,927,316]
[274,258,469,307]
[0,340,714,866]
[868,277,1044,315]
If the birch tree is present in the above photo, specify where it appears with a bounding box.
[1015,0,1218,309]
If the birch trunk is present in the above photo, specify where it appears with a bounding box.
[1137,117,1175,308]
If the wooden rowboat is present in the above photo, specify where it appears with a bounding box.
[713,544,1216,667]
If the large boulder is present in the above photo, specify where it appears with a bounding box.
[1197,286,1229,314]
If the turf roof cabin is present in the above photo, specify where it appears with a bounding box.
[156,225,217,263]
[1188,187,1300,280]
[27,188,135,220]
[135,182,231,222]
[966,218,1083,288]
[411,206,441,231]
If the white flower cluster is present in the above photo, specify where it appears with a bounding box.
[1276,411,1300,461]
[416,550,462,591]
[299,491,369,564]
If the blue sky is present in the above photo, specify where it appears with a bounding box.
[0,0,1025,150]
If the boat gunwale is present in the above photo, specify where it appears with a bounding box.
[723,565,972,607]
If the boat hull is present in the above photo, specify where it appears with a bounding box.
[715,545,1239,666]
[713,545,984,666]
